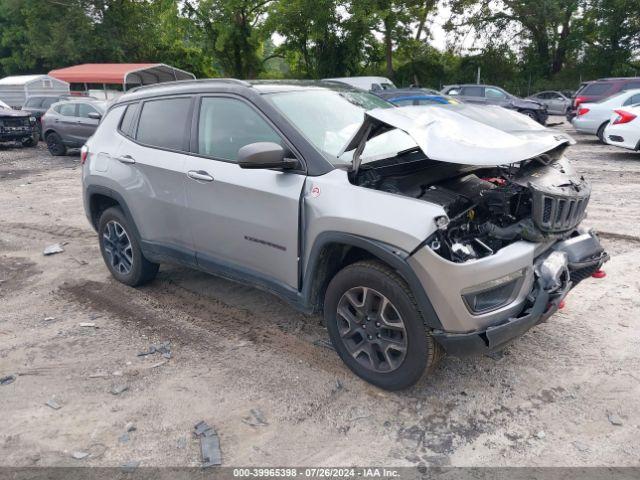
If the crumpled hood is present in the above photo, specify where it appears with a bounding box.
[0,108,31,118]
[340,104,574,170]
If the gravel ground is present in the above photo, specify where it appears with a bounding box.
[0,117,639,468]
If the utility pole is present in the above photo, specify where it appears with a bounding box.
[476,67,481,84]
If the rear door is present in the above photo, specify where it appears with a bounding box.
[184,95,305,289]
[461,86,486,104]
[53,102,83,145]
[114,97,196,260]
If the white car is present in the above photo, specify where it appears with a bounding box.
[603,105,640,151]
[323,76,396,92]
[571,89,640,141]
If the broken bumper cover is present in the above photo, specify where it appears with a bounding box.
[432,278,568,356]
[431,230,608,356]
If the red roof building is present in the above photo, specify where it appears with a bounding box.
[49,63,195,90]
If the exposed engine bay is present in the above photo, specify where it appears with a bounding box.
[352,146,592,263]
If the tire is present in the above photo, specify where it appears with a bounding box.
[521,109,539,122]
[324,260,439,390]
[597,122,609,143]
[97,207,159,287]
[46,132,67,156]
[21,133,37,148]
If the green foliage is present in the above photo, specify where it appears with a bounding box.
[0,0,637,92]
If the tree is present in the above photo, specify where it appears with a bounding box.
[184,0,273,78]
[446,0,582,77]
[269,0,376,78]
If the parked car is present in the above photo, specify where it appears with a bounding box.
[375,88,460,106]
[567,77,640,121]
[323,76,396,92]
[527,90,571,115]
[0,98,38,147]
[441,84,548,124]
[603,105,640,152]
[41,99,107,155]
[571,89,640,142]
[21,94,75,138]
[82,79,607,390]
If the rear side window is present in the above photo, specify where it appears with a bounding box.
[624,93,640,106]
[119,103,139,138]
[25,97,43,108]
[136,97,191,151]
[42,97,58,108]
[462,86,484,97]
[197,97,281,162]
[581,83,612,95]
[56,103,76,116]
[623,81,640,90]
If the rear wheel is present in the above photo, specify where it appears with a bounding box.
[98,207,158,286]
[46,132,66,156]
[324,260,439,390]
[597,121,609,143]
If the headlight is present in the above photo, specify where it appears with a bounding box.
[29,116,36,123]
[461,269,526,314]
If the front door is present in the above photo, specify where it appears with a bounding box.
[184,96,305,289]
[76,103,101,142]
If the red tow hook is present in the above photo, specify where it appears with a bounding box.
[592,270,607,279]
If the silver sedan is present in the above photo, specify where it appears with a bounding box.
[527,91,571,115]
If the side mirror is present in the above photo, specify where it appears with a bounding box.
[88,111,102,120]
[238,142,298,170]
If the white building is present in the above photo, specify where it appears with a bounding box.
[0,75,70,108]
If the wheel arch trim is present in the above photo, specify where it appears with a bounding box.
[302,231,443,329]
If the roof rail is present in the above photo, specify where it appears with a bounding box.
[128,78,251,93]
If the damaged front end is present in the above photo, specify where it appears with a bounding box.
[344,104,608,285]
[343,104,608,351]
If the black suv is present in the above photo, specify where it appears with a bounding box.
[441,84,548,125]
[567,77,640,121]
[0,100,38,147]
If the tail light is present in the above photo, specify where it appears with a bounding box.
[612,109,637,125]
[574,96,587,108]
[577,107,590,116]
[80,144,89,165]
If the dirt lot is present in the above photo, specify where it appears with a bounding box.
[1,117,639,468]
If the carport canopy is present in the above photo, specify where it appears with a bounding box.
[48,63,195,90]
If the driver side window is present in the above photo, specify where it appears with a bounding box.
[485,87,507,99]
[197,97,282,162]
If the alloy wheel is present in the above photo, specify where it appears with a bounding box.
[336,286,408,373]
[102,220,134,275]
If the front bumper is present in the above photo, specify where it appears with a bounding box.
[433,278,569,356]
[0,126,36,142]
[410,230,608,356]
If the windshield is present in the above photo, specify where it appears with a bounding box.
[267,89,416,165]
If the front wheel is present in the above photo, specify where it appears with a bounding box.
[324,260,439,390]
[22,133,38,148]
[98,207,159,286]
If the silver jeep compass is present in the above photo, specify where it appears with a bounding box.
[82,79,608,390]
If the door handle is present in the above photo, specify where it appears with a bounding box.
[187,170,214,182]
[116,154,136,164]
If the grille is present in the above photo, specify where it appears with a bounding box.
[1,117,29,127]
[533,189,590,232]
